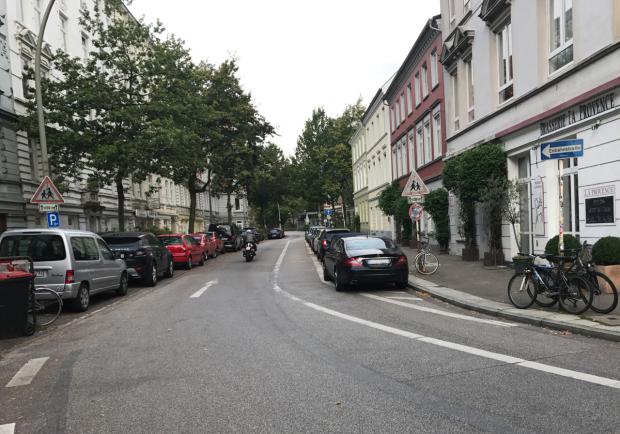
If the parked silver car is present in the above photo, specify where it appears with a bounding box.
[0,228,128,312]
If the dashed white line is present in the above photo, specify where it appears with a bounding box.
[385,296,423,301]
[361,293,517,327]
[6,357,49,388]
[275,241,620,390]
[0,423,15,434]
[190,279,218,298]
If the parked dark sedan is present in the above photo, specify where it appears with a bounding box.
[268,228,284,239]
[322,236,408,291]
[208,224,243,251]
[315,228,350,260]
[101,232,174,286]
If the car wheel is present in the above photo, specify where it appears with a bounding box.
[199,253,205,266]
[144,262,157,287]
[323,262,332,281]
[334,270,345,292]
[186,256,193,270]
[116,273,129,296]
[395,281,407,290]
[164,259,174,278]
[211,249,218,259]
[71,283,90,312]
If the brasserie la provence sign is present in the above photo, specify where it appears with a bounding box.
[539,91,616,136]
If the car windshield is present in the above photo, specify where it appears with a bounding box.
[159,236,183,245]
[191,236,202,242]
[103,237,141,248]
[0,234,67,261]
[218,226,232,236]
[345,238,395,250]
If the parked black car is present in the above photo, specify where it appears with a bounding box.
[306,226,325,246]
[101,232,174,286]
[268,228,284,239]
[322,236,408,291]
[207,224,243,251]
[315,228,350,260]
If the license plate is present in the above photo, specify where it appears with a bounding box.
[367,259,390,266]
[35,270,47,278]
[120,253,125,259]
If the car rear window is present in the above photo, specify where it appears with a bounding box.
[160,236,183,245]
[103,237,141,248]
[345,238,395,250]
[0,234,67,262]
[191,236,202,242]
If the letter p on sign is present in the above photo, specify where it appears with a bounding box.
[47,212,60,228]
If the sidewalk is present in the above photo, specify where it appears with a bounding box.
[401,247,620,342]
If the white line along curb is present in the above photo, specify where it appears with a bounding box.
[6,357,49,388]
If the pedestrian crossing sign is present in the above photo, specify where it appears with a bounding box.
[401,170,429,197]
[30,176,65,204]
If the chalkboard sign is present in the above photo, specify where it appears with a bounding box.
[586,196,615,224]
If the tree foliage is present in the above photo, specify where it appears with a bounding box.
[423,188,450,251]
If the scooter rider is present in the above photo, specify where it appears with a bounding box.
[243,229,257,252]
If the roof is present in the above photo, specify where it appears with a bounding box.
[100,232,150,238]
[384,15,442,102]
[361,74,396,125]
[2,228,96,236]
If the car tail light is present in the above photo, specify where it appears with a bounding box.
[394,255,408,267]
[65,269,75,284]
[342,257,363,268]
[322,240,327,248]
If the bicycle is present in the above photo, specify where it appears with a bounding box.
[25,283,63,334]
[566,242,618,314]
[414,236,439,275]
[507,253,593,314]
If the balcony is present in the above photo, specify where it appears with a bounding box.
[81,191,104,212]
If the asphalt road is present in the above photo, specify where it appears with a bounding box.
[1,232,619,433]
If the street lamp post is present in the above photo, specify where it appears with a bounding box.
[35,0,57,177]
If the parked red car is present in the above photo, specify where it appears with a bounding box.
[191,233,218,260]
[206,231,225,254]
[158,234,204,269]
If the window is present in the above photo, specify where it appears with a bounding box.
[34,0,42,32]
[561,157,580,235]
[390,108,395,132]
[392,148,397,179]
[430,51,439,88]
[235,197,240,210]
[399,95,405,123]
[97,239,114,260]
[424,118,432,163]
[81,34,89,61]
[452,72,460,130]
[432,109,442,159]
[408,130,415,173]
[59,13,68,51]
[71,237,100,261]
[400,137,407,175]
[498,22,514,103]
[449,0,456,22]
[0,235,66,261]
[414,74,421,106]
[17,0,25,22]
[464,0,471,12]
[421,65,429,98]
[416,124,424,168]
[549,0,573,73]
[465,60,475,121]
[407,84,413,115]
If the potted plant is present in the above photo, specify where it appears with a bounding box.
[544,234,582,255]
[592,236,620,293]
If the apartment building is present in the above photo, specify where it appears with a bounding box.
[351,123,369,231]
[440,0,620,259]
[385,15,447,236]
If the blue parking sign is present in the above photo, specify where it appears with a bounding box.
[47,212,60,228]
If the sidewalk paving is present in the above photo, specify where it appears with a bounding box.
[401,246,620,342]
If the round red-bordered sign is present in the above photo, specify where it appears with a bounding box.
[409,203,424,222]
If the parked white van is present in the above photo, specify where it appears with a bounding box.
[0,228,128,312]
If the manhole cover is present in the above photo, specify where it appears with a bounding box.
[591,316,620,326]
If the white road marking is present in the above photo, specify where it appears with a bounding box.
[190,279,218,298]
[385,296,423,301]
[361,293,517,327]
[6,357,49,388]
[0,424,15,434]
[274,241,620,390]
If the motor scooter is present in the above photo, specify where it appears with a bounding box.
[243,242,256,262]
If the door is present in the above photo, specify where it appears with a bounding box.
[97,237,121,289]
[70,236,102,290]
[147,234,166,274]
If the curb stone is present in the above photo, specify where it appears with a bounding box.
[407,276,620,342]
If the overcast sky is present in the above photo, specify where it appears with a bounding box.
[128,1,440,156]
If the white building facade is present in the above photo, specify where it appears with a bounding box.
[440,0,620,259]
[351,123,368,231]
[0,0,249,234]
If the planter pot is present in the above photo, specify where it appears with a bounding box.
[484,251,505,267]
[461,246,479,262]
[595,264,620,294]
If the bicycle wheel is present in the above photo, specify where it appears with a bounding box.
[588,271,619,314]
[558,275,593,315]
[507,272,538,309]
[415,252,439,275]
[533,271,558,308]
[34,287,63,327]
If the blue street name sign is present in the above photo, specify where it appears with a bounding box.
[541,139,584,161]
[323,209,334,216]
[47,211,60,228]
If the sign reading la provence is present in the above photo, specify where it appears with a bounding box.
[539,91,616,136]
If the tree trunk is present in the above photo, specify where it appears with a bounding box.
[208,189,213,226]
[226,192,233,225]
[115,175,125,231]
[188,175,197,233]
